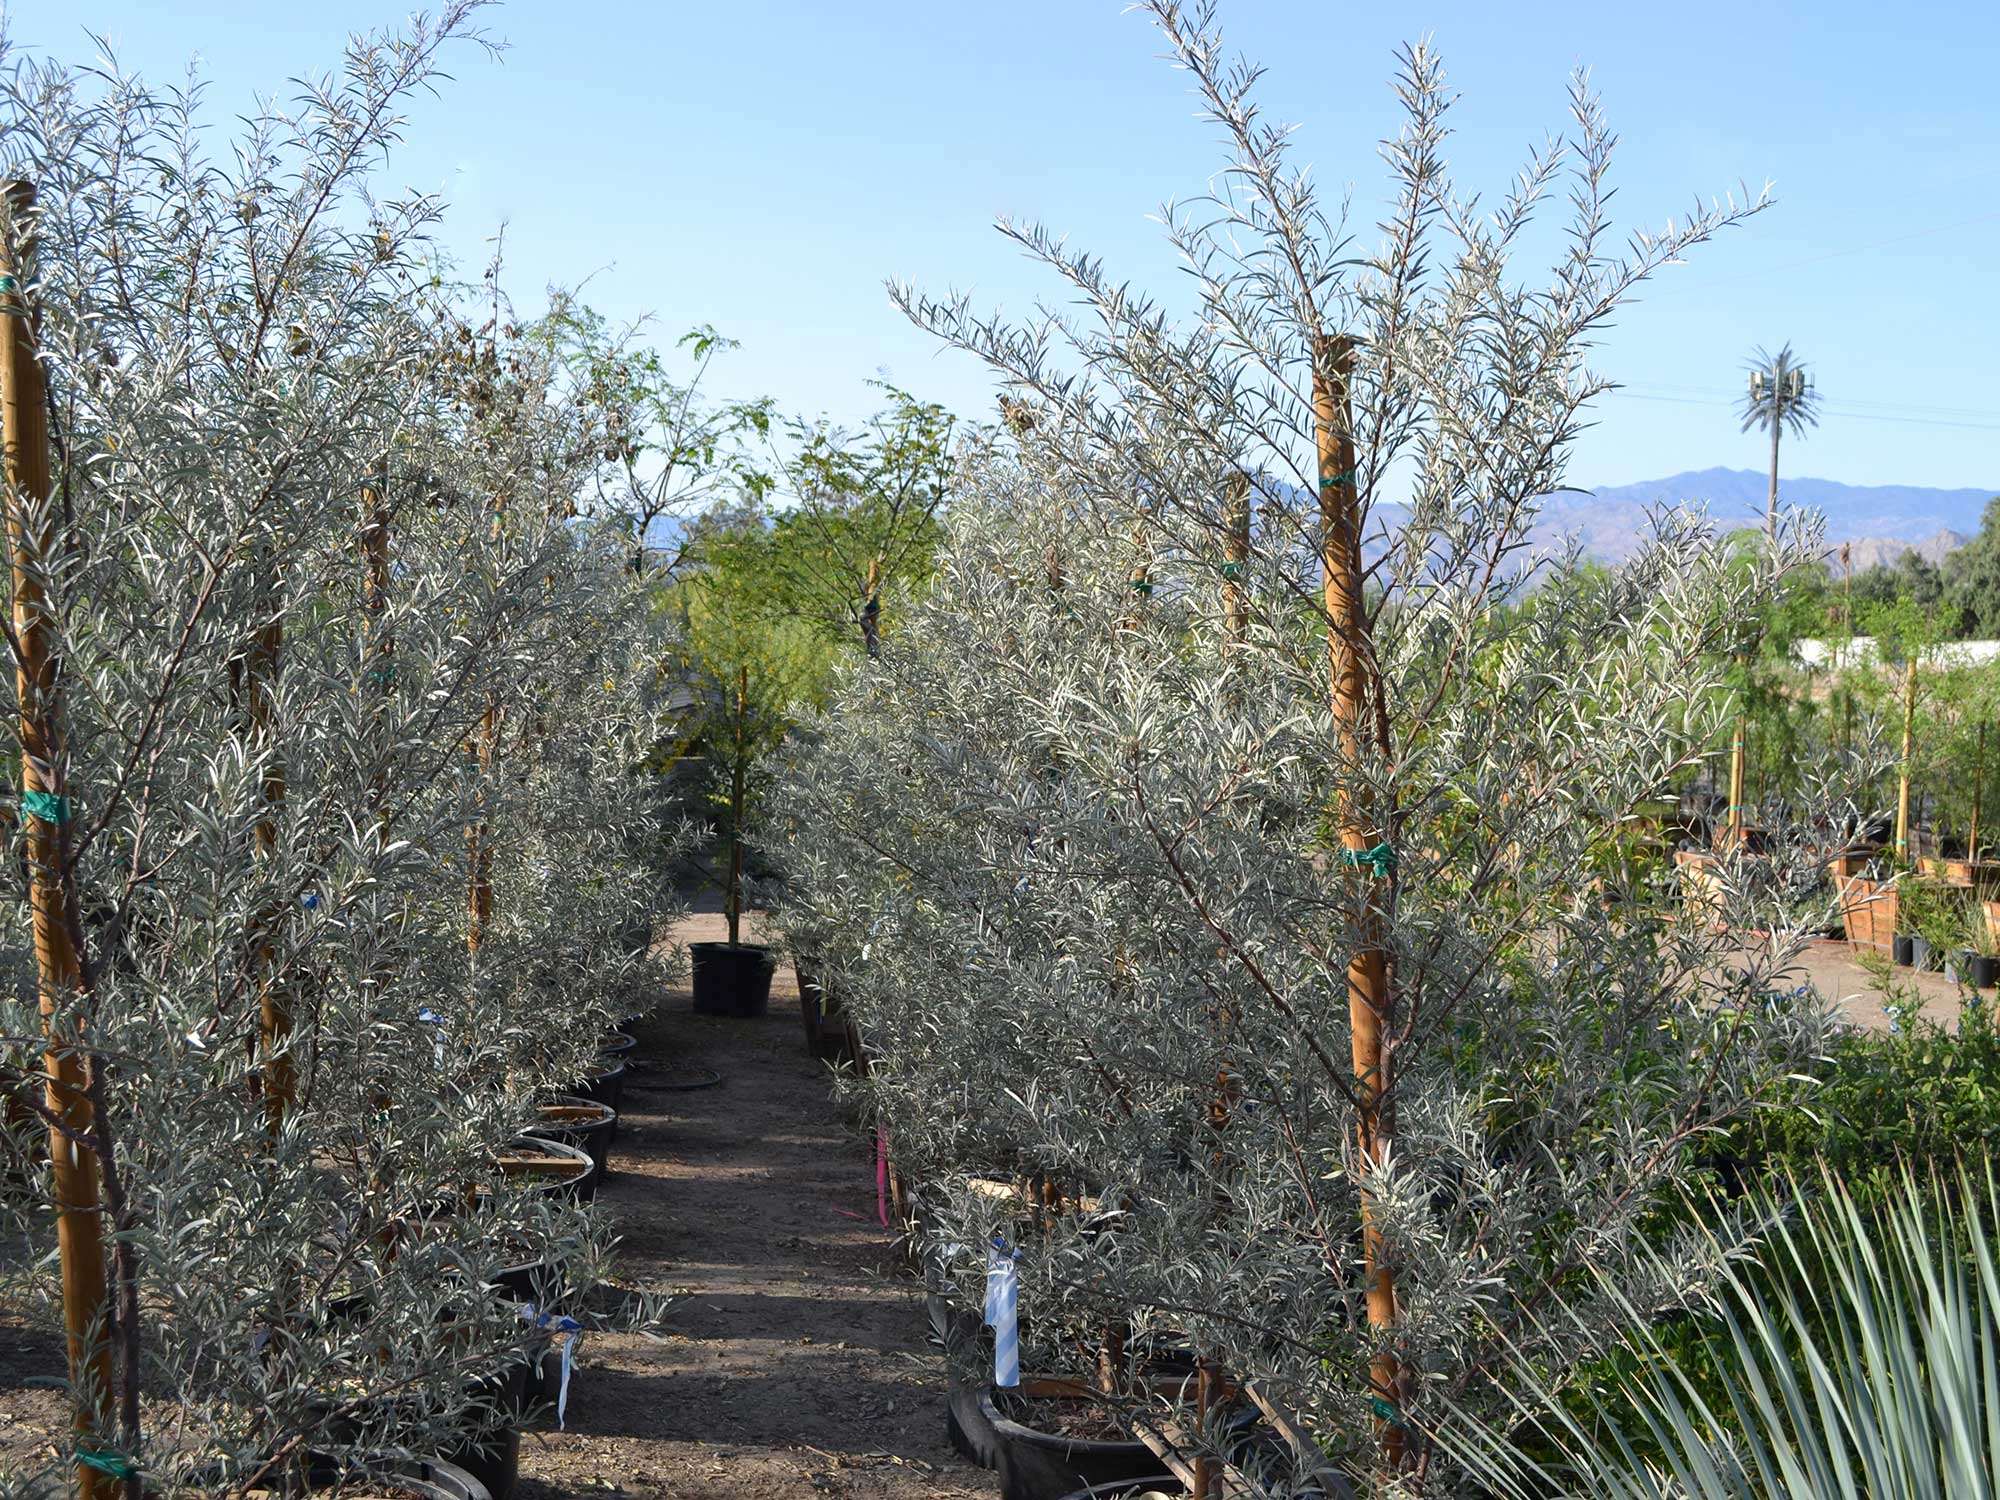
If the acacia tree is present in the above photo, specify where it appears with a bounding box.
[751,386,956,656]
[776,5,1876,1493]
[0,15,683,1498]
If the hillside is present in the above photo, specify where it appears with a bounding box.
[1545,468,1998,565]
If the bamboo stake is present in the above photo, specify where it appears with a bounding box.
[1221,472,1249,646]
[1313,332,1402,1467]
[245,560,291,1134]
[466,694,497,954]
[1971,721,1985,863]
[725,663,748,948]
[1896,651,1918,862]
[1726,715,1746,849]
[2,178,117,1500]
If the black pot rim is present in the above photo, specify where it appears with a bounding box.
[495,1134,594,1185]
[529,1094,615,1126]
[688,939,775,956]
[979,1380,1153,1457]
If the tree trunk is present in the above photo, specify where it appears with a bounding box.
[2,177,120,1500]
[1896,652,1918,861]
[727,663,747,948]
[467,694,497,953]
[1971,721,1986,861]
[1314,333,1402,1468]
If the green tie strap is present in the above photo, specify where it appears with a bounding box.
[1368,1395,1405,1430]
[1341,842,1397,877]
[0,275,17,295]
[1318,468,1357,489]
[24,789,71,823]
[1129,579,1153,596]
[77,1449,139,1480]
[1219,561,1244,580]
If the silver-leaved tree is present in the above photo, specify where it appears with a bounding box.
[772,4,1879,1495]
[0,10,688,1498]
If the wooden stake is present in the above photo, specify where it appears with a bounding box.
[2,178,117,1500]
[244,562,291,1135]
[1971,721,1985,862]
[1726,716,1746,850]
[466,693,497,954]
[1221,472,1250,646]
[726,663,748,947]
[1896,651,1918,862]
[1313,332,1401,1467]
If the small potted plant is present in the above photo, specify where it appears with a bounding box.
[1964,903,2000,990]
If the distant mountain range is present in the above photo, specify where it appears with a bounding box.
[1542,468,1998,567]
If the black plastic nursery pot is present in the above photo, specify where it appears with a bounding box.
[598,1030,638,1061]
[1974,954,2000,989]
[489,1135,596,1204]
[980,1379,1165,1500]
[307,1380,525,1500]
[1055,1482,1185,1500]
[1893,933,1915,966]
[301,1455,493,1500]
[525,1095,616,1195]
[1913,935,1938,972]
[575,1057,627,1114]
[689,940,777,1018]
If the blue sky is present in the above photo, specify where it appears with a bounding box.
[7,0,1997,490]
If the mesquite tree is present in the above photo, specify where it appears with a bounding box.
[775,5,1878,1493]
[0,14,685,1498]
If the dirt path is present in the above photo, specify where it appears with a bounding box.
[520,901,994,1500]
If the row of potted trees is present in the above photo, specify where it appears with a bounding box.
[765,9,1870,1498]
[0,17,686,1500]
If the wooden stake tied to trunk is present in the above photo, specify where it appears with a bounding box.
[1313,332,1403,1466]
[2,177,119,1500]
[1896,651,1918,861]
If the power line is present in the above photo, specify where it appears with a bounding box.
[1605,388,2000,433]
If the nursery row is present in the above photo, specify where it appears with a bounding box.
[0,13,694,1500]
[748,9,1987,1500]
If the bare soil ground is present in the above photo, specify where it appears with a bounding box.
[514,898,993,1500]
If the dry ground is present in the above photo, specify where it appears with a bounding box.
[516,898,993,1500]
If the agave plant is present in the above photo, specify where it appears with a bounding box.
[1443,1163,2000,1500]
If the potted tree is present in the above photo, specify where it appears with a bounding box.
[678,510,830,1017]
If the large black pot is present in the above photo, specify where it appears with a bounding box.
[598,1030,638,1061]
[1893,933,1915,966]
[690,941,777,1018]
[525,1096,616,1195]
[490,1135,596,1204]
[981,1379,1162,1500]
[944,1312,1003,1469]
[1974,954,2000,989]
[575,1057,627,1114]
[309,1378,525,1500]
[306,1456,492,1500]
